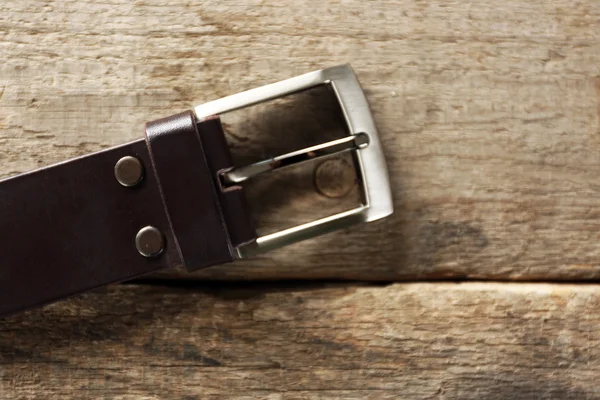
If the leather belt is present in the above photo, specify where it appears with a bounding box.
[0,65,394,318]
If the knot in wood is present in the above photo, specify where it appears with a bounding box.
[314,158,357,198]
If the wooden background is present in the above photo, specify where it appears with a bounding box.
[1,0,600,398]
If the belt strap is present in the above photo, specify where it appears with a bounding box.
[0,65,395,318]
[0,111,255,317]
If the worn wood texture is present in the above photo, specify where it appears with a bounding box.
[1,283,599,399]
[2,1,600,281]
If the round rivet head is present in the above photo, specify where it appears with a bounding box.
[135,226,164,258]
[114,156,144,187]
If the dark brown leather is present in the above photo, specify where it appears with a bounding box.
[145,111,253,271]
[0,111,256,317]
[198,116,256,248]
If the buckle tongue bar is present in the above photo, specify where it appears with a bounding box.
[195,65,393,258]
[221,133,369,186]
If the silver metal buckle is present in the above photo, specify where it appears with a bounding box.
[194,65,393,258]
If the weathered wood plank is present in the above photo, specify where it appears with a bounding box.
[1,282,600,399]
[1,1,600,280]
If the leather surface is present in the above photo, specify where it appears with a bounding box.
[0,111,256,317]
[145,111,238,271]
[198,116,256,248]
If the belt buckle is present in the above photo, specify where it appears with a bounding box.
[194,65,393,258]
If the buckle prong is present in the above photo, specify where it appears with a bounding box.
[221,133,369,186]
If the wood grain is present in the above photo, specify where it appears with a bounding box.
[1,282,599,399]
[1,1,600,280]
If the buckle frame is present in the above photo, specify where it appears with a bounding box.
[194,65,393,258]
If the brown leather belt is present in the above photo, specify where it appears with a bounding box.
[0,65,394,318]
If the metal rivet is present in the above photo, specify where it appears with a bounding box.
[135,226,164,258]
[114,156,144,187]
